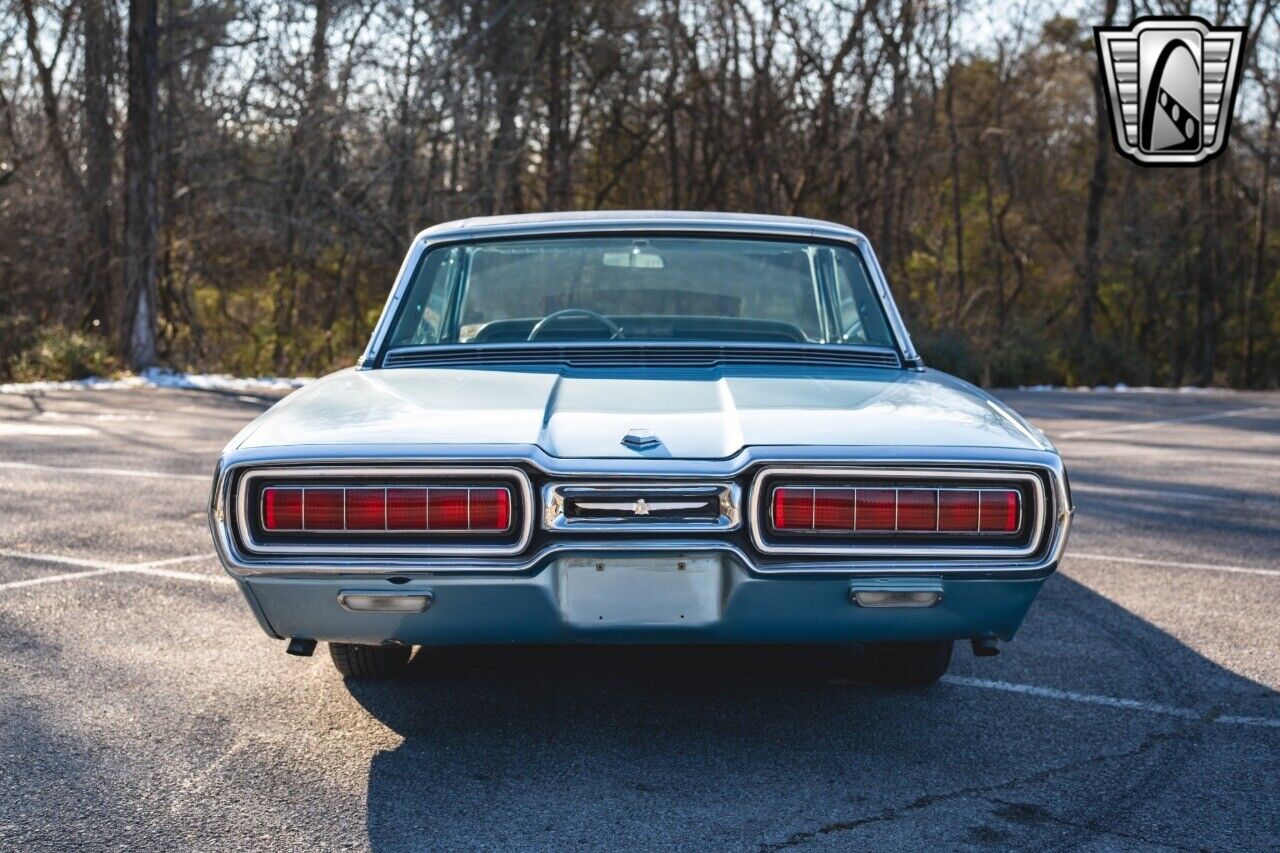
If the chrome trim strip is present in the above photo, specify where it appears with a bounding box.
[256,484,514,534]
[234,466,533,557]
[541,482,741,532]
[765,485,1024,536]
[574,501,708,512]
[749,467,1046,558]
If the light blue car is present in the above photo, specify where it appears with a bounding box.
[210,212,1072,685]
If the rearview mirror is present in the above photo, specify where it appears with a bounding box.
[602,249,664,269]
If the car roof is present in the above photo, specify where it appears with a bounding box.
[415,210,867,244]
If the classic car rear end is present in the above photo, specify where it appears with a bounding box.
[210,212,1072,685]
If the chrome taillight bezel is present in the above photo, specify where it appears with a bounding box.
[234,466,534,557]
[259,484,513,534]
[748,467,1048,558]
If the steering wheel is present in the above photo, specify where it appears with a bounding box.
[527,308,625,341]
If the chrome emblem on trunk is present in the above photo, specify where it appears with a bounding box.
[621,428,660,450]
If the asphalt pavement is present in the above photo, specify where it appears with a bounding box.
[0,383,1277,852]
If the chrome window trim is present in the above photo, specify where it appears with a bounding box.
[234,466,533,557]
[542,482,741,532]
[749,467,1046,558]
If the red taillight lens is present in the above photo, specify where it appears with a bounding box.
[469,488,510,530]
[262,487,303,530]
[938,490,980,532]
[304,488,344,530]
[260,485,512,533]
[980,489,1020,533]
[855,489,895,531]
[770,485,1020,534]
[773,487,814,529]
[813,489,855,530]
[896,489,938,531]
[345,488,386,530]
[386,488,427,530]
[428,488,469,530]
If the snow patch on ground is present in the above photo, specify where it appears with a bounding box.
[1017,383,1228,394]
[0,368,313,395]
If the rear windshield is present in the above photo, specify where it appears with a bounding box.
[386,235,896,349]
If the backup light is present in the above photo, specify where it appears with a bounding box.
[338,592,434,612]
[851,589,942,608]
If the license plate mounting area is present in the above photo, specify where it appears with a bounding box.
[557,556,722,628]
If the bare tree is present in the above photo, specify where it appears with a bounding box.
[123,0,160,369]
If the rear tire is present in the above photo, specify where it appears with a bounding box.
[328,642,413,679]
[858,640,953,686]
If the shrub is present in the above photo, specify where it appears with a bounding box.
[913,328,980,383]
[6,326,118,382]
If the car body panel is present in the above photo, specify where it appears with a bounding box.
[232,365,1051,459]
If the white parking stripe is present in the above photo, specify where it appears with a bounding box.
[0,567,125,590]
[0,461,207,481]
[1055,405,1273,439]
[0,422,98,436]
[942,675,1280,729]
[0,549,231,587]
[130,564,234,584]
[1070,552,1280,578]
[137,553,217,568]
[0,548,120,571]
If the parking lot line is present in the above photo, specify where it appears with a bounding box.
[0,548,229,587]
[0,548,120,571]
[942,675,1280,729]
[1070,552,1280,577]
[0,567,125,591]
[1055,405,1273,440]
[130,563,234,585]
[0,460,208,481]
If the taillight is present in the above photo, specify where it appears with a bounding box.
[769,486,1020,534]
[260,485,512,532]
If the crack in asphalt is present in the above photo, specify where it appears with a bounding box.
[755,711,1218,852]
[983,797,1203,853]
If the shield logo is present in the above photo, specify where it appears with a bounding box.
[1095,17,1246,166]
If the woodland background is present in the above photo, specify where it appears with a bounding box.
[2,0,1279,387]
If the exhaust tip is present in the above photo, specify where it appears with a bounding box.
[971,637,1000,657]
[286,637,317,657]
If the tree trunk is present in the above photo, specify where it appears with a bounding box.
[123,0,160,370]
[82,0,114,335]
[545,0,570,211]
[1242,105,1277,386]
[1080,0,1119,348]
[944,64,965,323]
[1196,164,1218,385]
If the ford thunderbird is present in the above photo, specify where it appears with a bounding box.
[209,211,1072,685]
